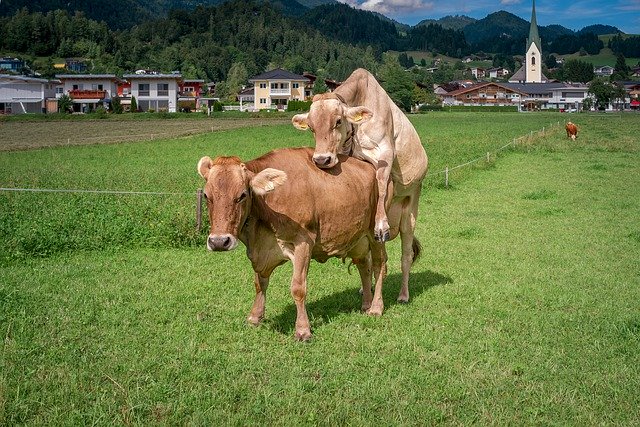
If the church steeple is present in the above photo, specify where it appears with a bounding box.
[525,0,543,83]
[527,0,541,52]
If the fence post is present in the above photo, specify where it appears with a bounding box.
[196,189,203,231]
[486,152,490,163]
[445,166,449,189]
[542,126,545,136]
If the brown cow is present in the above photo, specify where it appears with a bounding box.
[292,68,428,303]
[197,147,387,341]
[566,122,578,140]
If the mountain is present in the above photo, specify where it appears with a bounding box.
[463,11,529,45]
[416,15,477,31]
[295,0,337,7]
[577,24,622,35]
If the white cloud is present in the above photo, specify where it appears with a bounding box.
[500,0,522,5]
[338,0,435,15]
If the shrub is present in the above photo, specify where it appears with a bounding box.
[213,101,223,112]
[130,96,138,112]
[287,100,312,112]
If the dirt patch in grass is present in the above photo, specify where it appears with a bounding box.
[0,117,291,151]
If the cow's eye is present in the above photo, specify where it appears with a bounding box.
[335,119,342,128]
[235,191,248,203]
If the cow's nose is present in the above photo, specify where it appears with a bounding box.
[313,155,333,168]
[208,235,236,251]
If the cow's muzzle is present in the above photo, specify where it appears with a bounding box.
[312,154,337,169]
[207,234,238,251]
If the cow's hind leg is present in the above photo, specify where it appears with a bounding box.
[367,240,388,316]
[290,241,312,341]
[398,191,421,303]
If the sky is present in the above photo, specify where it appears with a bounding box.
[336,0,640,34]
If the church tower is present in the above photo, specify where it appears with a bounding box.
[525,0,542,83]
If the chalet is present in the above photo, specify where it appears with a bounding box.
[594,66,614,77]
[56,74,121,113]
[122,73,182,112]
[302,72,342,97]
[470,67,485,79]
[487,67,510,79]
[248,68,309,110]
[0,75,57,114]
[442,82,527,106]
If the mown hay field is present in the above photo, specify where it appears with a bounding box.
[1,112,639,425]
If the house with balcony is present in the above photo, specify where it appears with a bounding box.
[0,75,57,114]
[487,67,510,79]
[442,82,527,107]
[0,57,25,73]
[178,79,204,112]
[594,65,614,77]
[56,74,120,113]
[123,73,182,112]
[249,68,309,110]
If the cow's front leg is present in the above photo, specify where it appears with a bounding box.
[374,152,394,242]
[290,242,312,341]
[247,272,269,325]
[367,240,388,316]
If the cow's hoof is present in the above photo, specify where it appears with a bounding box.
[366,306,383,316]
[397,297,409,304]
[295,329,312,341]
[247,315,263,326]
[361,302,372,312]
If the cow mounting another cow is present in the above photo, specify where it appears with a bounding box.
[292,68,428,304]
[197,147,388,341]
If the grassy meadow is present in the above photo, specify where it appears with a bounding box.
[1,112,639,424]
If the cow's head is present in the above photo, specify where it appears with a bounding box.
[197,156,287,251]
[292,93,373,169]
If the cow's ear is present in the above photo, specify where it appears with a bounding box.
[250,168,287,196]
[346,106,373,124]
[197,156,213,179]
[292,113,310,131]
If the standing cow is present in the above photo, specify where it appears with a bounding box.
[566,122,578,140]
[197,147,388,341]
[292,68,428,303]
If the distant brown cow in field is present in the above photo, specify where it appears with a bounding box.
[566,122,578,140]
[197,147,388,341]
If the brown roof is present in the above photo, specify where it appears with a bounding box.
[445,82,528,97]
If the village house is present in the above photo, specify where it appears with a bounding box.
[56,74,121,113]
[178,79,205,111]
[502,82,590,111]
[122,72,182,112]
[248,68,309,110]
[487,67,510,79]
[470,67,486,79]
[594,65,615,77]
[0,74,57,114]
[442,82,527,107]
[0,57,25,73]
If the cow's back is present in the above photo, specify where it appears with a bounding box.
[247,147,377,257]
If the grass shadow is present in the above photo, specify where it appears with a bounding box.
[266,269,452,336]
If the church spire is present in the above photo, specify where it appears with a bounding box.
[527,0,541,51]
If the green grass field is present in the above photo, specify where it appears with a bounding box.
[1,112,639,424]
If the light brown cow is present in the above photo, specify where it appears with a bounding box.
[292,68,428,303]
[197,147,388,341]
[566,122,578,140]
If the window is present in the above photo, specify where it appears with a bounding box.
[92,84,104,90]
[259,83,267,89]
[138,83,150,96]
[72,84,81,90]
[531,56,536,66]
[270,83,278,89]
[157,83,169,96]
[56,87,63,94]
[259,98,267,104]
[292,83,299,89]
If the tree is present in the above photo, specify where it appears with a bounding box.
[223,62,248,102]
[130,95,138,112]
[58,94,73,113]
[610,53,630,81]
[562,59,594,83]
[582,96,594,111]
[378,53,414,112]
[313,69,329,95]
[110,95,123,114]
[588,78,615,110]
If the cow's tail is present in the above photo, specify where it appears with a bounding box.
[412,237,422,265]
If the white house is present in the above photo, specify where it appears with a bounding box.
[594,66,615,77]
[0,75,57,114]
[122,73,182,112]
[56,74,121,112]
